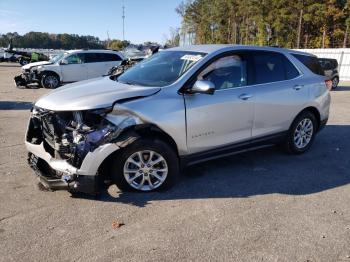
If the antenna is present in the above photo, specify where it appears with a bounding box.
[122,0,125,41]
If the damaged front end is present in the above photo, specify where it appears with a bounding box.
[14,67,41,87]
[26,106,140,194]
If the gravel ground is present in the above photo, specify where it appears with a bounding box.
[0,63,349,262]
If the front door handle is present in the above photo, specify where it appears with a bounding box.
[293,85,303,90]
[239,93,253,100]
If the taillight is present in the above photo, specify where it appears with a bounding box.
[325,79,332,90]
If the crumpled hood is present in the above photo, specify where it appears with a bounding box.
[35,77,161,111]
[22,61,52,70]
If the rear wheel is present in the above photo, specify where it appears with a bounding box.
[284,111,317,154]
[332,76,339,90]
[111,138,179,192]
[40,73,60,89]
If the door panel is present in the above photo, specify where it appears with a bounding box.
[249,80,309,138]
[60,54,88,82]
[87,62,108,78]
[61,64,88,82]
[249,51,309,138]
[185,53,254,154]
[185,88,254,154]
[85,53,122,78]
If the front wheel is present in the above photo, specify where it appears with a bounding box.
[19,58,29,66]
[284,111,317,154]
[111,138,179,192]
[40,73,60,89]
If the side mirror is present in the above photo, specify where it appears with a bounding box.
[60,59,68,65]
[189,80,215,95]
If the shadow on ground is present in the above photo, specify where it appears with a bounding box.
[0,101,33,110]
[333,85,350,92]
[15,84,41,89]
[70,125,350,207]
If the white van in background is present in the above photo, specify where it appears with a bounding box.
[14,49,124,88]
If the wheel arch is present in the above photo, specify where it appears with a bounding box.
[292,106,321,131]
[97,123,180,179]
[40,70,62,82]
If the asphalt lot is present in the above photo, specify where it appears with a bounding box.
[0,62,350,262]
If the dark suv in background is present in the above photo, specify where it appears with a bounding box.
[318,58,339,89]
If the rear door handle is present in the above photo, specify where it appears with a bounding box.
[293,85,303,90]
[239,94,253,100]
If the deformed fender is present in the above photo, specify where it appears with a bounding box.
[78,143,120,176]
[40,69,63,82]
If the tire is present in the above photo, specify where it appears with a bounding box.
[111,138,179,192]
[331,76,339,90]
[19,58,29,66]
[284,111,317,154]
[40,73,60,89]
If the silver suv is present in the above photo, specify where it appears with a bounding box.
[26,45,331,194]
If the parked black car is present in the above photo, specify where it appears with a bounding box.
[318,58,339,89]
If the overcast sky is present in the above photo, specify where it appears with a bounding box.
[0,0,183,44]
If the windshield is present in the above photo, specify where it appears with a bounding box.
[49,53,65,63]
[117,51,206,87]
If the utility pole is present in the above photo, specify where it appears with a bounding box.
[122,0,125,41]
[106,30,110,48]
[343,22,349,48]
[297,8,303,49]
[322,27,326,48]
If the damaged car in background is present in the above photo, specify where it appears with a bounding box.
[15,49,124,89]
[26,45,330,195]
[107,45,160,76]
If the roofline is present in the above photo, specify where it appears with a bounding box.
[166,44,317,57]
[66,49,122,53]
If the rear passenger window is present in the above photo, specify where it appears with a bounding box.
[284,57,300,79]
[292,54,324,76]
[85,53,100,63]
[85,53,122,63]
[103,53,122,61]
[252,51,299,84]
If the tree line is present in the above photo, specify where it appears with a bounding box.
[0,32,107,49]
[177,0,350,48]
[0,32,163,51]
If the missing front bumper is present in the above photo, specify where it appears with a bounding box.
[14,73,39,87]
[28,153,98,194]
[14,75,28,87]
[26,141,120,194]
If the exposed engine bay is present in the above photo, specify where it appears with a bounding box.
[28,107,118,166]
[26,106,141,193]
[14,66,44,87]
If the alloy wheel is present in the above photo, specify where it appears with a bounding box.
[123,150,168,191]
[44,75,59,88]
[293,118,314,149]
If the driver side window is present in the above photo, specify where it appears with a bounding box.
[66,54,83,64]
[198,55,247,90]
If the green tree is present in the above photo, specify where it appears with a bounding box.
[177,0,350,48]
[107,39,130,50]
